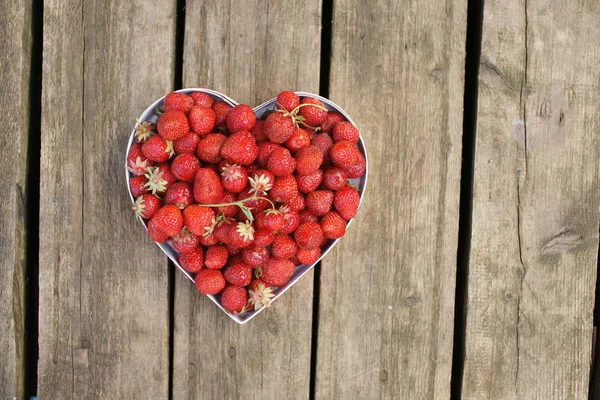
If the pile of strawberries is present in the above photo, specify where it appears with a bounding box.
[127,90,365,315]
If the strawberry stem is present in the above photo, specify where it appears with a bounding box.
[197,192,276,222]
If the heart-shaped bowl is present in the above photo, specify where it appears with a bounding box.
[126,89,368,323]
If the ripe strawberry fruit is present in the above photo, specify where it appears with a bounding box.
[295,145,323,175]
[256,142,280,168]
[129,175,148,197]
[190,91,214,108]
[253,228,275,247]
[221,163,248,193]
[242,244,269,267]
[264,112,296,144]
[270,175,298,202]
[345,152,366,178]
[205,244,229,269]
[212,101,233,129]
[276,91,300,112]
[226,104,257,132]
[165,182,194,209]
[323,167,348,190]
[296,248,321,265]
[193,168,223,204]
[279,206,300,234]
[189,105,216,135]
[285,128,311,152]
[134,121,156,143]
[132,194,162,219]
[306,190,334,216]
[183,205,215,236]
[151,204,184,237]
[320,211,346,239]
[330,140,360,169]
[320,112,345,133]
[195,269,226,295]
[267,147,296,177]
[271,234,298,259]
[224,262,252,287]
[260,209,284,232]
[171,153,200,182]
[298,97,327,126]
[147,218,169,242]
[334,185,360,220]
[311,133,334,156]
[145,164,176,195]
[163,92,194,115]
[251,120,267,143]
[299,210,319,224]
[141,135,174,163]
[213,218,234,243]
[173,132,200,154]
[332,121,359,143]
[221,285,248,314]
[225,243,241,256]
[197,133,226,164]
[157,110,189,141]
[171,227,200,254]
[248,279,274,310]
[260,258,295,287]
[297,170,323,194]
[228,221,255,248]
[294,221,324,249]
[221,130,258,166]
[286,192,306,212]
[127,142,155,176]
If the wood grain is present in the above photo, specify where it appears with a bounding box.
[315,0,467,398]
[462,0,600,398]
[0,1,31,398]
[38,1,175,397]
[173,1,321,398]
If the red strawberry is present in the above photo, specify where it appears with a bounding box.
[306,190,334,216]
[173,132,200,154]
[179,248,204,273]
[151,204,183,237]
[256,142,280,167]
[296,248,321,265]
[226,243,242,256]
[320,112,345,133]
[129,175,148,197]
[224,262,252,287]
[246,163,260,177]
[332,121,359,143]
[157,110,189,141]
[299,210,318,224]
[193,168,223,204]
[238,186,269,212]
[271,234,298,259]
[132,194,162,219]
[163,92,194,114]
[264,111,296,144]
[311,133,334,156]
[251,120,267,143]
[345,152,366,178]
[226,104,256,132]
[127,142,155,176]
[248,279,275,310]
[134,121,156,143]
[320,211,347,239]
[323,167,348,190]
[286,192,305,212]
[221,285,249,314]
[297,170,323,194]
[172,227,200,254]
[196,133,226,164]
[183,205,216,236]
[141,135,174,162]
[248,170,275,194]
[270,175,298,202]
[164,182,193,209]
[171,153,200,182]
[195,269,225,295]
[285,128,311,153]
[329,140,360,169]
[205,244,229,269]
[290,255,302,266]
[242,244,269,267]
[253,228,275,247]
[215,191,239,217]
[145,164,176,195]
[189,105,216,135]
[295,145,323,175]
[276,91,300,112]
[334,185,360,220]
[211,101,233,129]
[147,218,169,242]
[221,130,258,166]
[298,97,327,126]
[260,258,295,287]
[267,147,296,177]
[294,221,324,250]
[213,218,234,243]
[199,232,219,246]
[190,91,214,108]
[228,221,255,248]
[221,163,248,193]
[279,206,300,234]
[259,209,284,232]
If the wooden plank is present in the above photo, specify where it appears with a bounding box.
[0,1,31,398]
[462,0,600,398]
[315,1,467,398]
[38,1,175,397]
[173,1,321,398]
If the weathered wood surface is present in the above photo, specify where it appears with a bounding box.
[0,1,31,398]
[38,1,175,397]
[172,1,321,398]
[315,0,467,398]
[462,0,600,398]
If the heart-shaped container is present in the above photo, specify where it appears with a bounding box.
[126,89,368,323]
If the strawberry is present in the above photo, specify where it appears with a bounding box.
[260,258,295,287]
[251,120,267,143]
[295,145,323,175]
[319,112,345,133]
[259,209,284,232]
[267,147,296,176]
[128,142,155,176]
[345,152,366,178]
[199,232,219,246]
[183,205,216,236]
[165,182,193,209]
[190,91,214,108]
[171,227,200,254]
[179,248,204,273]
[214,191,238,217]
[226,104,256,132]
[320,211,346,239]
[151,204,183,237]
[195,269,226,295]
[205,244,229,269]
[299,210,318,224]
[311,133,334,156]
[253,228,275,247]
[242,244,269,267]
[279,206,300,234]
[147,218,169,242]
[248,279,275,310]
[276,91,300,112]
[221,163,248,193]
[286,192,305,212]
[132,194,162,219]
[256,142,280,167]
[193,168,223,204]
[163,92,194,114]
[264,111,296,144]
[271,234,298,259]
[226,243,242,256]
[134,121,156,143]
[290,255,302,266]
[248,170,275,194]
[171,153,201,182]
[144,165,174,195]
[296,170,323,193]
[221,285,248,314]
[294,221,324,250]
[221,130,258,166]
[213,218,234,243]
[224,262,252,287]
[306,190,334,216]
[228,221,255,248]
[332,121,359,143]
[298,97,327,126]
[334,185,360,220]
[189,105,216,135]
[285,127,311,153]
[173,132,200,154]
[329,140,360,169]
[157,110,189,141]
[141,135,174,163]
[196,133,226,164]
[269,175,298,202]
[323,167,348,190]
[129,175,148,197]
[238,186,269,211]
[211,101,233,129]
[296,248,321,265]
